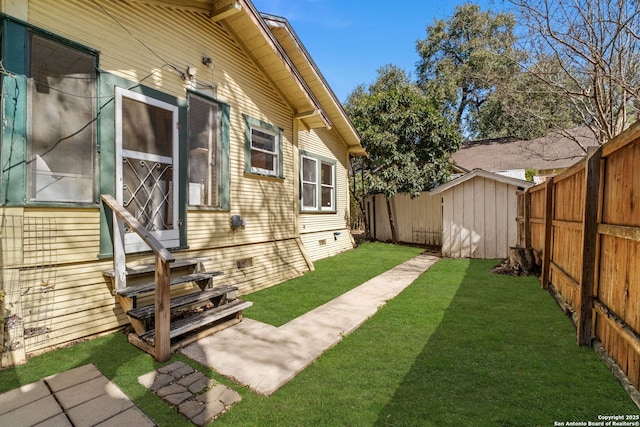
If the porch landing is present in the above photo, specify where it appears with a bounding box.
[180,252,440,396]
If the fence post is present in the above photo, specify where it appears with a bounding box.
[524,190,531,249]
[541,177,554,289]
[577,147,602,346]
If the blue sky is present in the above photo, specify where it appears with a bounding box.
[252,0,499,103]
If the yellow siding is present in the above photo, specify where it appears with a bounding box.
[298,127,353,259]
[0,207,24,268]
[0,0,358,360]
[0,1,326,359]
[26,0,303,249]
[300,230,353,262]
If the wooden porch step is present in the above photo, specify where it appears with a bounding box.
[116,272,223,298]
[138,299,253,346]
[103,257,212,278]
[126,285,237,320]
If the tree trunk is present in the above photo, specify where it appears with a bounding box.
[491,246,541,276]
[386,196,397,243]
[508,246,536,273]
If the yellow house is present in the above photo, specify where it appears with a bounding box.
[0,0,364,365]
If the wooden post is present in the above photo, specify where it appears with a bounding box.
[154,257,171,362]
[112,211,126,292]
[577,147,602,346]
[385,196,397,243]
[524,190,531,249]
[541,177,554,289]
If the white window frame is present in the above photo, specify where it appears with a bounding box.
[249,126,279,176]
[244,115,283,178]
[301,155,318,210]
[320,160,335,211]
[300,152,336,212]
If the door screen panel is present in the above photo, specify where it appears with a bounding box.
[115,88,179,253]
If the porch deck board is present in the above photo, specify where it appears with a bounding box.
[126,285,238,320]
[115,272,223,297]
[102,257,212,278]
[139,299,253,345]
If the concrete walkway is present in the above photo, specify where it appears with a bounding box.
[181,252,439,396]
[0,364,155,427]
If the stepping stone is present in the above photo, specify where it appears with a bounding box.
[140,365,241,425]
[177,372,206,387]
[156,383,188,398]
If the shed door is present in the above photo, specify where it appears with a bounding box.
[115,87,179,253]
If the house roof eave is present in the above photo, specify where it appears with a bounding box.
[260,13,365,156]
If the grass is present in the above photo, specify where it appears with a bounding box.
[244,241,424,326]
[1,245,637,426]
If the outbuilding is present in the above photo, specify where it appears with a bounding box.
[431,169,533,259]
[365,169,532,259]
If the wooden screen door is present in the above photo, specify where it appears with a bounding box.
[115,87,179,253]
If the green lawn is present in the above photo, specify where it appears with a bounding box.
[1,244,637,426]
[244,241,424,325]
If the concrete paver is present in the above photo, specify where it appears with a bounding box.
[181,252,439,395]
[0,364,156,427]
[0,380,50,414]
[55,375,112,410]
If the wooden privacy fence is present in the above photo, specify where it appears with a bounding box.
[520,123,640,393]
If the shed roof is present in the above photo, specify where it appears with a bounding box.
[451,127,599,172]
[429,169,533,195]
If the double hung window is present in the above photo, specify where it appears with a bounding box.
[244,115,282,178]
[301,153,335,212]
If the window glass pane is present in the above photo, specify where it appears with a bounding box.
[188,94,220,206]
[321,186,333,207]
[251,151,275,172]
[251,128,275,152]
[250,126,277,174]
[28,34,96,202]
[302,157,316,182]
[321,162,333,185]
[303,183,317,208]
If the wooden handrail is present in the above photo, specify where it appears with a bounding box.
[101,194,175,263]
[102,193,174,361]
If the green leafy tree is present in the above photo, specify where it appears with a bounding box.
[345,65,460,242]
[472,58,581,140]
[416,4,522,137]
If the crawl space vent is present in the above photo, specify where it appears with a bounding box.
[236,257,254,269]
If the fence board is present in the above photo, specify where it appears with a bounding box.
[523,122,640,400]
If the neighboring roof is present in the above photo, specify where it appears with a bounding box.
[125,0,365,155]
[451,127,599,172]
[429,168,533,195]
